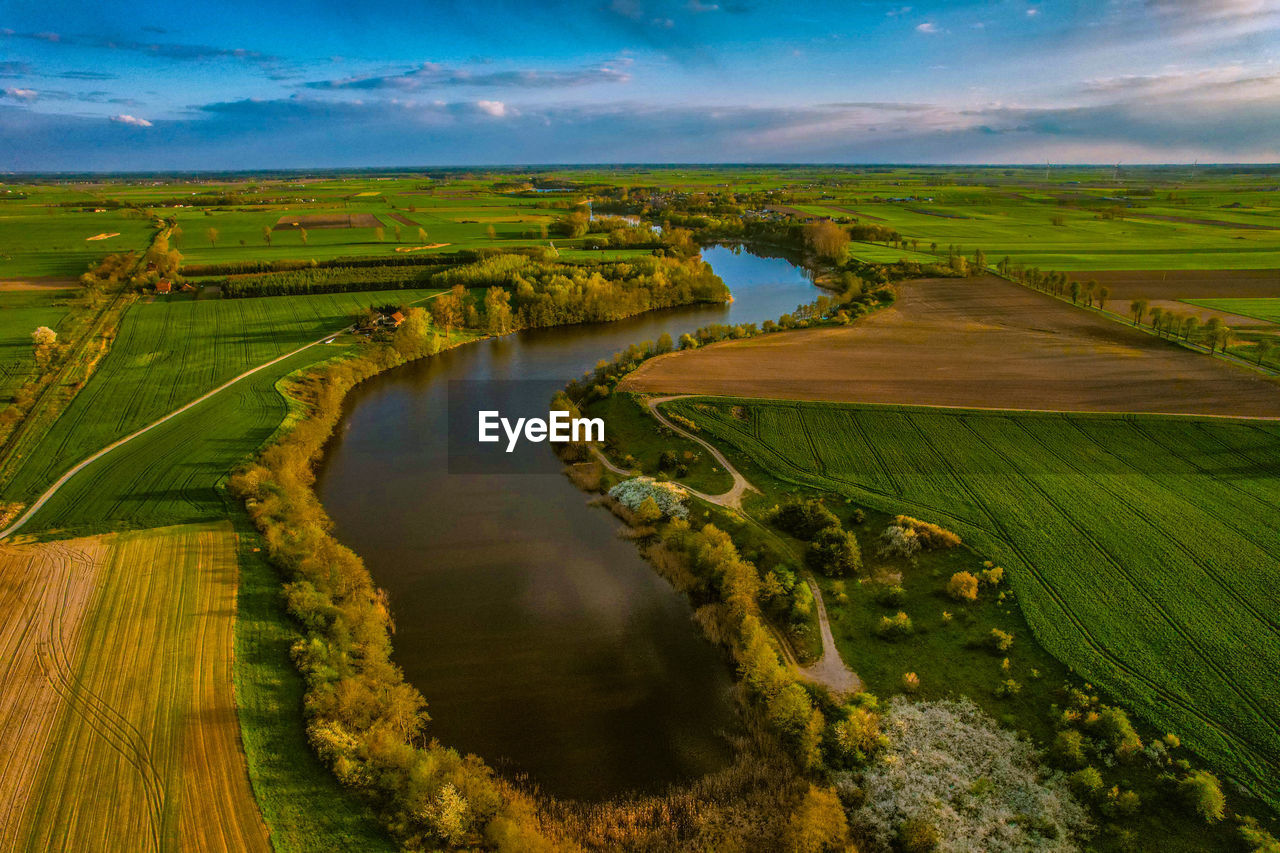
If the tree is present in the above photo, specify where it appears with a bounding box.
[31,326,57,346]
[1149,306,1164,330]
[1083,279,1097,307]
[807,525,861,576]
[486,224,497,241]
[206,227,219,248]
[783,785,850,853]
[299,227,308,245]
[262,225,272,247]
[374,226,385,242]
[1130,299,1148,326]
[392,307,432,357]
[1096,285,1109,310]
[394,224,402,242]
[803,220,850,261]
[417,227,428,243]
[634,496,663,524]
[655,332,673,354]
[1213,325,1232,353]
[431,285,467,336]
[1178,770,1226,823]
[947,571,979,602]
[483,286,513,336]
[897,817,941,853]
[1069,280,1081,304]
[1256,338,1274,366]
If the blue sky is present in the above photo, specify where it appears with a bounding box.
[2,0,1279,170]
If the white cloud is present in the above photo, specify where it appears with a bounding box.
[109,113,152,127]
[474,100,506,117]
[3,87,37,101]
[1026,7,1039,16]
[916,21,937,32]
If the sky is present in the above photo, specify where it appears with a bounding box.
[2,0,1279,170]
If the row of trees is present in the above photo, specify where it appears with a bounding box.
[230,328,566,851]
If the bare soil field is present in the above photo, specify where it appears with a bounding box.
[1127,212,1280,230]
[1066,270,1280,327]
[272,213,380,230]
[0,523,270,852]
[623,274,1280,417]
[1066,269,1280,302]
[386,212,421,227]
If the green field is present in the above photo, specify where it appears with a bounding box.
[0,286,76,402]
[1186,298,1280,324]
[1,288,442,519]
[663,396,1280,810]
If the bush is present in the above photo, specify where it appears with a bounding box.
[1178,770,1226,823]
[830,705,886,766]
[876,585,907,607]
[1051,730,1086,769]
[947,571,979,602]
[859,698,1091,852]
[1069,767,1104,800]
[893,515,961,549]
[980,565,1004,587]
[784,785,850,853]
[770,498,840,539]
[876,611,914,640]
[807,525,862,577]
[878,524,920,560]
[896,816,940,853]
[990,629,1014,652]
[902,672,920,694]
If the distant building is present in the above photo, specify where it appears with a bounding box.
[155,279,172,294]
[389,310,405,327]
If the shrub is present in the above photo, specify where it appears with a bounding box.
[784,785,850,853]
[893,515,962,549]
[608,476,688,519]
[876,585,907,607]
[876,611,914,640]
[1069,767,1104,800]
[1051,730,1086,770]
[830,705,886,765]
[1089,706,1142,759]
[902,672,921,694]
[980,565,1004,587]
[807,525,863,577]
[994,679,1021,698]
[947,571,979,602]
[896,816,940,852]
[990,629,1014,652]
[1103,786,1142,819]
[1178,770,1226,823]
[878,524,920,560]
[858,698,1091,852]
[770,498,840,539]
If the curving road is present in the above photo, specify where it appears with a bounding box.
[607,394,861,694]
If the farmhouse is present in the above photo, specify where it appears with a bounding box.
[155,279,172,294]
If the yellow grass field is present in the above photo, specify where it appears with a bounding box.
[0,523,269,852]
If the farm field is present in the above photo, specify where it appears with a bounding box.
[660,395,1280,811]
[1186,298,1280,324]
[0,288,442,512]
[0,209,155,279]
[0,522,270,851]
[0,286,76,405]
[622,274,1280,416]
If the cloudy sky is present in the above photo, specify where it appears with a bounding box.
[2,0,1279,170]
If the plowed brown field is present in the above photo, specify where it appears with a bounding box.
[0,523,269,852]
[622,274,1280,417]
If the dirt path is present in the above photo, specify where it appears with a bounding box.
[640,394,860,695]
[645,395,757,509]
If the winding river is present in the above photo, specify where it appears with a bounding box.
[316,246,819,800]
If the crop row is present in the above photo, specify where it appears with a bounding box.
[665,396,1280,810]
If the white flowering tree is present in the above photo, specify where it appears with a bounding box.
[31,326,57,347]
[858,697,1091,853]
[607,476,688,519]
